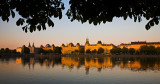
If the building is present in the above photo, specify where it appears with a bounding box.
[16,43,39,54]
[119,41,160,50]
[16,47,23,53]
[28,43,39,53]
[61,38,115,54]
[85,38,115,54]
[61,43,84,54]
[16,43,55,54]
[40,44,55,52]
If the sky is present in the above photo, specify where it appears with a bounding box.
[0,0,160,49]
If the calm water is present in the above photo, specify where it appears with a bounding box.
[0,55,160,84]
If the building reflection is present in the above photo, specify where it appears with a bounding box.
[2,55,160,74]
[61,57,80,69]
[60,56,160,73]
[85,57,113,73]
[16,57,22,64]
[15,56,61,70]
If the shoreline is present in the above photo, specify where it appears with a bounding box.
[0,53,160,58]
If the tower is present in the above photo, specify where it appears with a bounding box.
[85,38,89,45]
[32,42,35,47]
[28,42,31,47]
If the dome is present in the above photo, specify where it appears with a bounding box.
[62,44,65,47]
[76,43,80,46]
[69,43,74,46]
[45,44,51,47]
[52,44,55,47]
[97,41,102,44]
[40,45,44,48]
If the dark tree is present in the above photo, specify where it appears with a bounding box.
[79,47,85,53]
[55,47,62,54]
[23,47,30,54]
[0,0,64,33]
[0,0,159,33]
[97,47,104,54]
[91,49,97,53]
[74,49,79,53]
[110,48,121,55]
[11,49,17,53]
[4,48,10,53]
[0,48,5,53]
[67,0,160,30]
[139,45,148,54]
[139,45,156,55]
[156,47,160,55]
[121,47,128,54]
[86,49,91,53]
[75,49,79,52]
[148,46,156,54]
[38,48,44,54]
[128,48,136,55]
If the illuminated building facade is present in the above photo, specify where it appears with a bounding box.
[119,41,160,50]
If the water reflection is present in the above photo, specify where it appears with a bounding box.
[0,56,160,74]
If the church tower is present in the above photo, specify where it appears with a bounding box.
[32,42,35,47]
[28,42,31,47]
[85,38,89,45]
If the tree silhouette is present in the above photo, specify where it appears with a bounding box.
[0,0,159,33]
[54,47,62,54]
[128,48,136,55]
[97,47,104,54]
[86,49,91,53]
[67,0,160,30]
[91,49,97,54]
[121,47,128,54]
[79,47,85,53]
[0,0,64,33]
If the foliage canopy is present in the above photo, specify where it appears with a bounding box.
[0,0,159,33]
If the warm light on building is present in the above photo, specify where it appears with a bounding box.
[119,41,160,50]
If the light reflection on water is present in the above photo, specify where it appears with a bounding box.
[0,55,160,84]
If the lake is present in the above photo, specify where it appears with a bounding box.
[0,55,160,84]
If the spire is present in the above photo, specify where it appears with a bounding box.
[85,38,89,44]
[28,42,31,47]
[32,42,34,47]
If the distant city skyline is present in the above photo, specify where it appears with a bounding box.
[0,0,160,49]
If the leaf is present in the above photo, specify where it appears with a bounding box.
[2,16,6,21]
[20,19,24,25]
[30,27,33,33]
[134,16,137,22]
[37,25,41,31]
[16,19,21,26]
[103,19,106,23]
[138,16,141,22]
[93,21,97,25]
[42,23,46,30]
[22,26,26,31]
[150,20,154,26]
[11,10,15,18]
[154,18,159,25]
[129,13,132,19]
[25,28,27,33]
[30,25,36,32]
[155,20,159,25]
[89,19,92,24]
[145,23,150,30]
[48,18,54,27]
[16,18,24,26]
[71,18,74,22]
[123,15,127,20]
[7,18,9,22]
[59,12,62,19]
